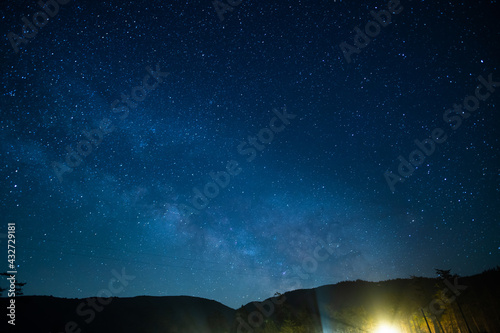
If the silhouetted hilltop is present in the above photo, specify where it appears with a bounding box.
[0,295,235,333]
[1,268,499,332]
[234,268,500,332]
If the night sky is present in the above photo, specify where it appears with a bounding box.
[0,0,499,309]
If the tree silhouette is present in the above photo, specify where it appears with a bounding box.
[435,269,453,281]
[0,272,27,296]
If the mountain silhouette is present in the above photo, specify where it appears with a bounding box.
[1,268,499,332]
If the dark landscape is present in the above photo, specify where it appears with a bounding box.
[1,268,499,332]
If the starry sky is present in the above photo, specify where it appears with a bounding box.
[0,0,499,308]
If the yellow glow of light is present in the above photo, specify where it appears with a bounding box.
[374,323,399,333]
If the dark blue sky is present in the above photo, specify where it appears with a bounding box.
[0,0,499,308]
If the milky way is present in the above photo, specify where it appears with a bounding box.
[0,0,499,308]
